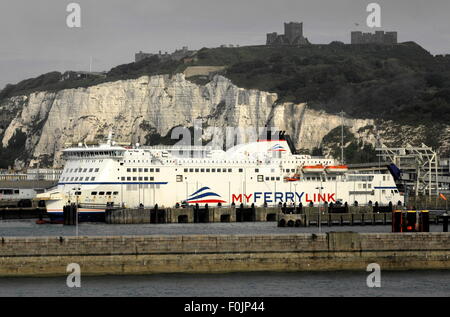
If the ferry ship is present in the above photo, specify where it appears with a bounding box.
[37,132,403,220]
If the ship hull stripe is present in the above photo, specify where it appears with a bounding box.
[187,192,221,201]
[189,186,210,197]
[186,199,226,204]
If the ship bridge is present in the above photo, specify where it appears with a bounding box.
[62,145,126,159]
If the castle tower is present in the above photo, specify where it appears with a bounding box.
[266,32,278,45]
[351,31,363,44]
[284,22,303,44]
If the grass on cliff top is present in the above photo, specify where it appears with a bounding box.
[0,56,185,100]
[195,43,450,124]
[2,42,450,124]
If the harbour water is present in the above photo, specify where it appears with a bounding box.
[0,220,446,237]
[0,271,449,297]
[1,221,449,297]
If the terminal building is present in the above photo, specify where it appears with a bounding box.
[348,144,450,197]
[0,169,62,181]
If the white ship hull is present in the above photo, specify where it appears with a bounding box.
[38,137,403,218]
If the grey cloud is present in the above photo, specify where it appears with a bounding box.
[0,0,449,89]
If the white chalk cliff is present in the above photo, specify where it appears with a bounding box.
[0,73,398,168]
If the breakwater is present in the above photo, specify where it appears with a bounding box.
[104,205,447,227]
[104,205,390,225]
[0,232,449,276]
[278,212,392,227]
[105,206,280,224]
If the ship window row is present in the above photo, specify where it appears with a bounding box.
[177,160,255,164]
[304,176,337,181]
[0,189,20,195]
[90,191,119,196]
[126,168,160,173]
[65,168,100,173]
[257,175,281,182]
[283,160,332,164]
[120,176,155,181]
[265,176,281,181]
[66,151,123,158]
[347,175,374,182]
[61,177,96,182]
[183,168,234,173]
[381,189,398,194]
[358,183,372,189]
[124,160,153,163]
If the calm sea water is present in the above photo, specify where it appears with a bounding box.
[0,271,449,297]
[0,221,448,297]
[0,220,445,237]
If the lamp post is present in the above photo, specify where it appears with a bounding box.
[316,181,324,233]
[293,183,298,204]
[340,111,345,165]
[72,187,80,237]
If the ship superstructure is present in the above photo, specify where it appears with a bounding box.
[38,132,403,219]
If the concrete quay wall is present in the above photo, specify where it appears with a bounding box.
[0,232,449,276]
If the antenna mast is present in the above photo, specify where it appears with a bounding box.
[340,111,345,164]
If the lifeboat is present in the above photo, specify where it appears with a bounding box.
[302,165,325,173]
[284,174,300,182]
[325,165,348,173]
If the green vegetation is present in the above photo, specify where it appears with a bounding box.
[2,42,450,126]
[0,129,27,168]
[321,125,377,164]
[196,43,450,124]
[2,42,449,166]
[0,56,185,99]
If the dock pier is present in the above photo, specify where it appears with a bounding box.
[105,205,280,224]
[103,203,449,228]
[278,212,391,227]
[104,204,399,225]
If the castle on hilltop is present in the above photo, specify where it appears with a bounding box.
[135,46,197,63]
[266,22,310,45]
[351,31,397,45]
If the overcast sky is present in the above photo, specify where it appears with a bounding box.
[0,0,449,90]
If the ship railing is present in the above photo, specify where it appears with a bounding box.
[141,145,221,151]
[78,203,121,210]
[139,144,221,150]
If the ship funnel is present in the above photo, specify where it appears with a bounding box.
[107,130,114,146]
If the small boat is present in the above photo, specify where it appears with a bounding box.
[325,165,348,173]
[302,165,325,173]
[284,174,300,182]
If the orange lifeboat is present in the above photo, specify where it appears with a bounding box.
[325,165,348,173]
[284,173,300,182]
[302,165,325,173]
